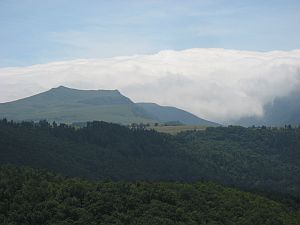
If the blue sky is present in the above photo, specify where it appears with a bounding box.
[0,0,299,67]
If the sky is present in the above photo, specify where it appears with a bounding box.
[0,0,300,123]
[0,0,300,66]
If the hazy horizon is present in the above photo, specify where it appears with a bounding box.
[1,48,300,123]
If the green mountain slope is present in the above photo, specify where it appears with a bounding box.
[0,86,218,125]
[1,165,299,225]
[137,102,218,126]
[0,86,156,124]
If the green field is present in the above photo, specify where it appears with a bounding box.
[149,124,208,134]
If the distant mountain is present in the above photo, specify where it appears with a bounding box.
[0,86,217,125]
[0,86,155,124]
[137,103,218,126]
[234,90,300,126]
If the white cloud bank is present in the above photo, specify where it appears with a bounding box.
[0,48,300,123]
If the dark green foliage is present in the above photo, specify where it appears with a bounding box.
[176,126,300,197]
[0,119,299,198]
[0,119,198,181]
[0,165,299,225]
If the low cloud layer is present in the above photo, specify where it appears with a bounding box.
[0,48,299,123]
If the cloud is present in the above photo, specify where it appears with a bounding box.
[0,48,300,123]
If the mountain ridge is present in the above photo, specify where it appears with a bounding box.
[137,102,218,126]
[0,86,217,126]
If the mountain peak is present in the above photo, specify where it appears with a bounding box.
[48,86,77,93]
[50,86,121,95]
[56,85,69,89]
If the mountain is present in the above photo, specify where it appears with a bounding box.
[0,86,155,124]
[0,86,217,125]
[137,102,219,126]
[234,90,300,126]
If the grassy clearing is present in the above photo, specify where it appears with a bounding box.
[148,124,207,134]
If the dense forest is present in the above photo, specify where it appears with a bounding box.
[1,165,299,225]
[0,119,299,199]
[177,126,300,197]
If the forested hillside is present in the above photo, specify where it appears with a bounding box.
[177,126,300,197]
[1,165,299,225]
[0,119,299,197]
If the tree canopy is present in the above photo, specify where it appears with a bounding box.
[0,119,299,198]
[0,165,299,225]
